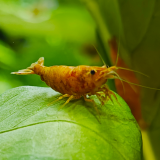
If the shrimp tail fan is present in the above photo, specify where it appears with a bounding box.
[11,57,44,75]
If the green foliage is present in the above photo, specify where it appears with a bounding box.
[0,0,143,159]
[83,0,160,159]
[0,86,142,159]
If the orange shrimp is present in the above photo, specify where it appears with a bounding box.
[11,57,120,111]
[11,57,156,113]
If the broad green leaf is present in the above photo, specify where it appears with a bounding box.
[0,86,142,159]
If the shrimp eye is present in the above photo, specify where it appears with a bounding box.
[107,65,109,68]
[90,70,96,75]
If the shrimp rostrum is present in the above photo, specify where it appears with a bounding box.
[11,57,138,112]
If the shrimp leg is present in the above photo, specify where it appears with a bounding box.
[59,95,74,110]
[102,84,121,106]
[83,95,99,116]
[96,92,107,105]
[48,94,70,106]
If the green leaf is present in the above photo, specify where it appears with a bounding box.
[0,86,142,159]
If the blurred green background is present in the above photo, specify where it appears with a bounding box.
[1,0,160,160]
[0,0,104,94]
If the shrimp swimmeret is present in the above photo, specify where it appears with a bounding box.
[11,57,157,113]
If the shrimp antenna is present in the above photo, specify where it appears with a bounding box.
[111,71,125,94]
[116,66,149,78]
[115,39,120,67]
[119,78,160,90]
[91,44,106,65]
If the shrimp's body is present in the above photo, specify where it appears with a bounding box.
[11,57,119,111]
[35,65,108,95]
